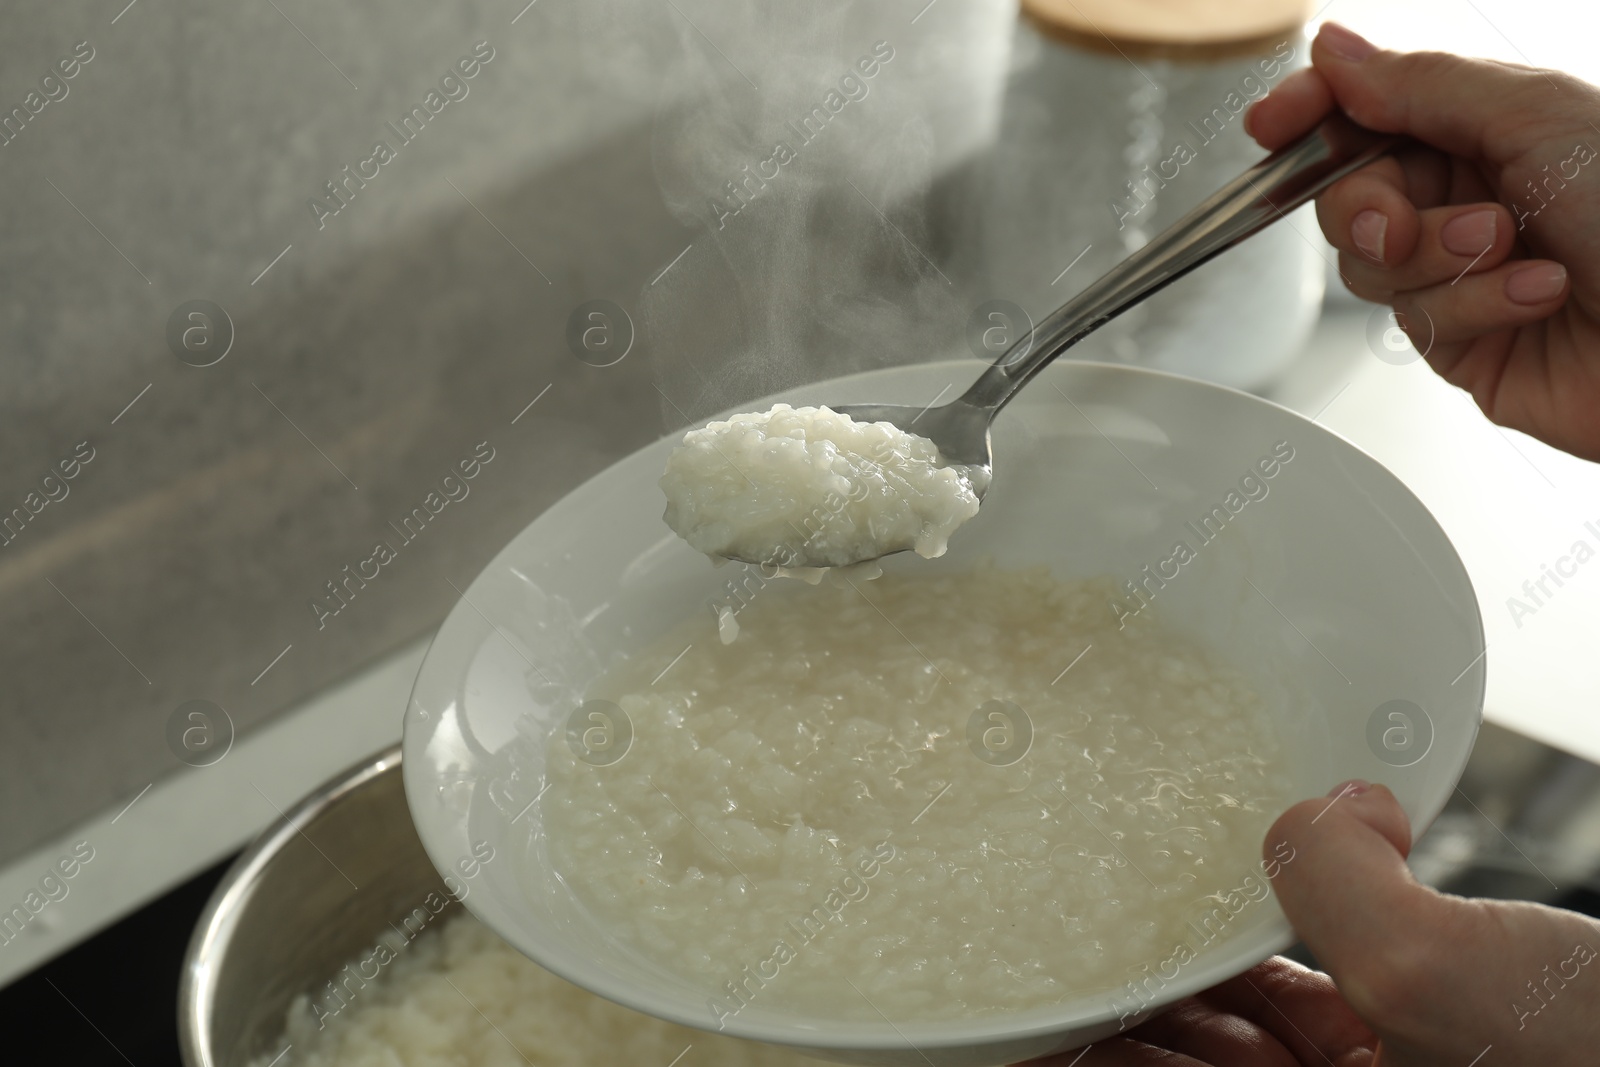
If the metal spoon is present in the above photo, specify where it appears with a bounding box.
[743,114,1399,569]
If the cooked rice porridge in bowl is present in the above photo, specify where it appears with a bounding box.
[400,361,1485,1065]
[543,566,1291,1023]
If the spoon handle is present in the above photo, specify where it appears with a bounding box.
[960,113,1403,412]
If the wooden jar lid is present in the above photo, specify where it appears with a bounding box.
[1022,0,1311,57]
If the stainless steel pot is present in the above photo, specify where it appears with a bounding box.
[178,746,460,1067]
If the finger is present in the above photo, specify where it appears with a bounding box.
[1265,783,1452,1027]
[1396,259,1570,346]
[1126,999,1299,1067]
[1441,153,1501,209]
[1196,958,1377,1067]
[1271,785,1600,1064]
[1427,319,1600,464]
[1314,159,1420,267]
[1372,142,1497,214]
[1312,143,1462,222]
[1392,144,1454,212]
[1245,67,1335,149]
[1335,202,1516,297]
[1245,70,1460,213]
[1309,22,1588,163]
[1024,1037,1209,1065]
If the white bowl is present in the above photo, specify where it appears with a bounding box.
[403,358,1483,1066]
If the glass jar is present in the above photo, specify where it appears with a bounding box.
[949,1,1322,390]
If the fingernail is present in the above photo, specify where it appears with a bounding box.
[1441,209,1497,256]
[1351,210,1387,262]
[1506,262,1567,304]
[1334,1049,1377,1067]
[1328,779,1371,798]
[1319,22,1378,62]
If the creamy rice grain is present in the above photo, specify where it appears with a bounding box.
[659,404,985,566]
[543,566,1290,1023]
[252,911,821,1067]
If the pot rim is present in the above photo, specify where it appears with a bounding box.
[177,744,403,1067]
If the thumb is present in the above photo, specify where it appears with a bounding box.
[1268,782,1600,1064]
[1265,782,1460,1028]
[1308,22,1571,162]
[1260,780,1440,1017]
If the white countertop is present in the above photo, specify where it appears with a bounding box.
[3,302,1598,990]
[0,637,427,990]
